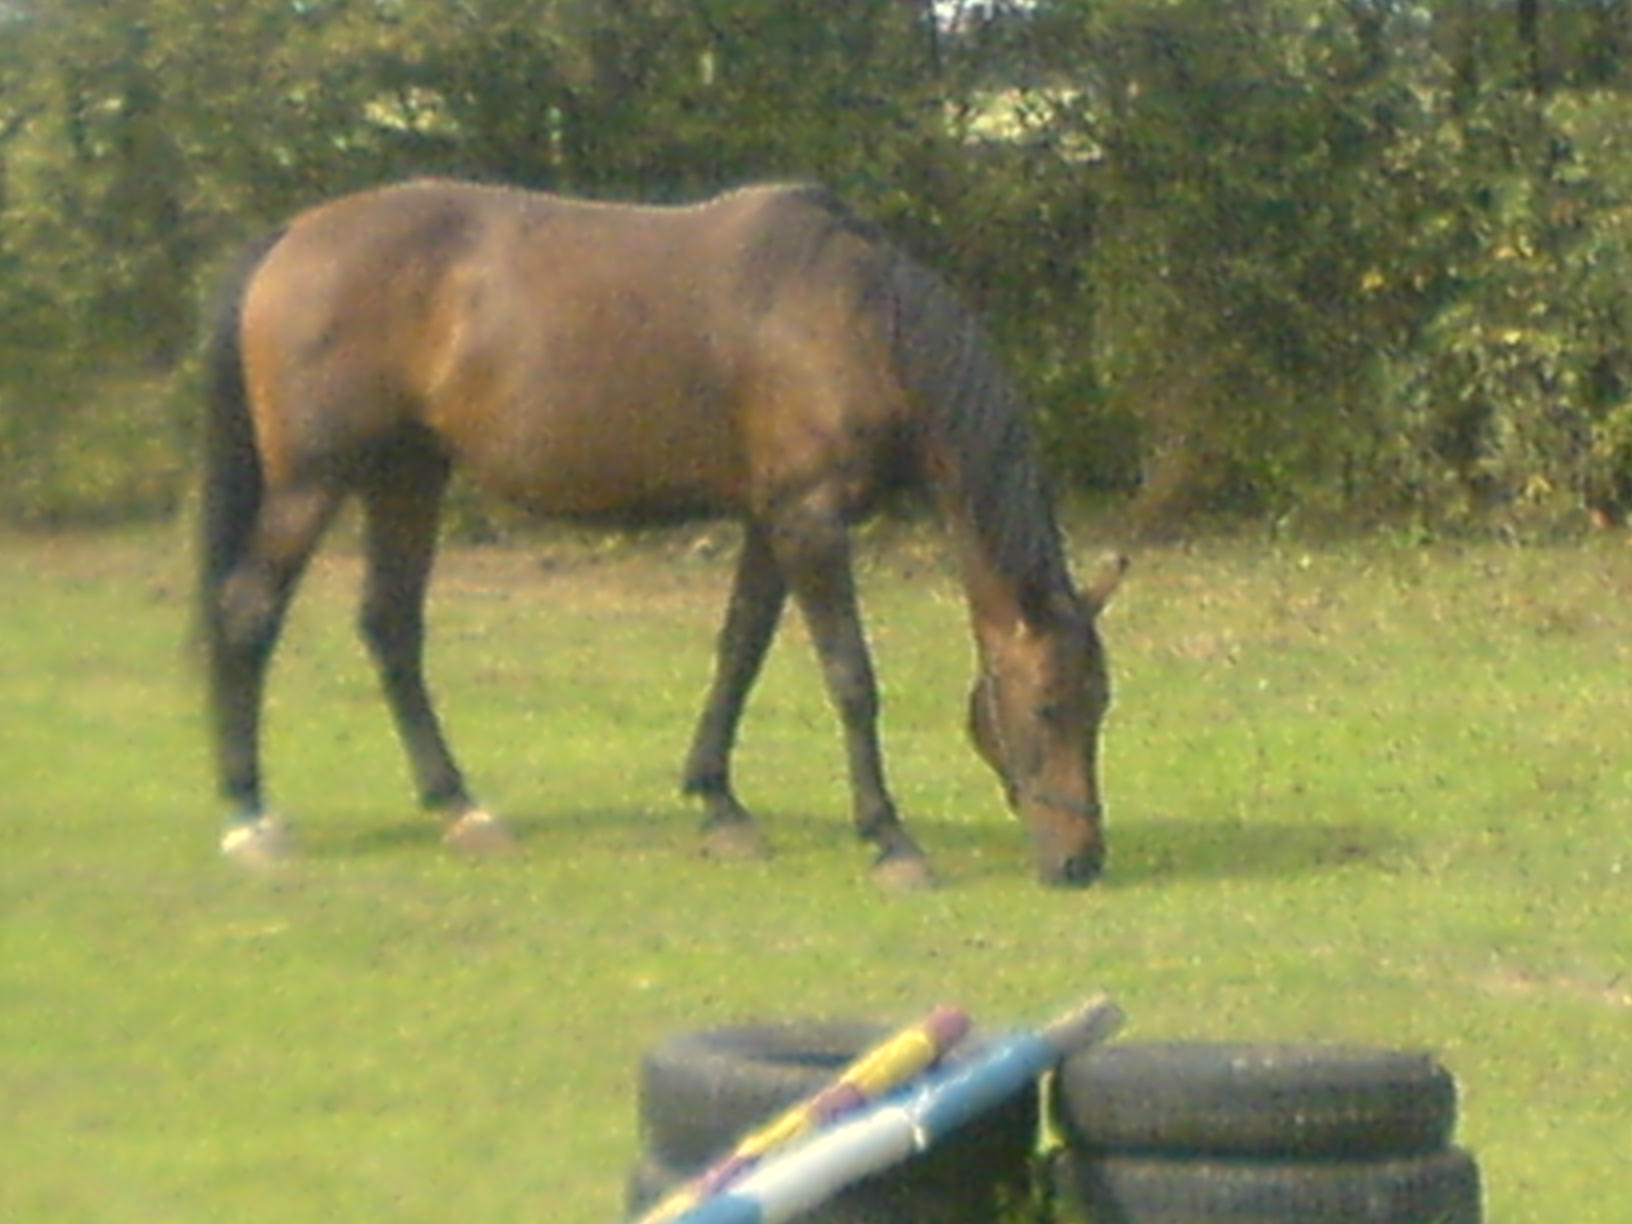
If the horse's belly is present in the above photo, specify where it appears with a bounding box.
[445,398,748,520]
[406,248,769,517]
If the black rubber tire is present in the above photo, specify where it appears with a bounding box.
[639,1018,1036,1167]
[1053,1042,1458,1158]
[635,1018,1036,1215]
[1052,1146,1483,1224]
[640,1020,894,1168]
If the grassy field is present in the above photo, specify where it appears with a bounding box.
[2,520,1628,1222]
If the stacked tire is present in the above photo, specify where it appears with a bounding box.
[1050,1043,1483,1223]
[627,1019,1039,1224]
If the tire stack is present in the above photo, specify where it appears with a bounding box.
[1050,1042,1483,1223]
[627,1019,1039,1224]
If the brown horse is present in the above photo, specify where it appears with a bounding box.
[199,178,1123,887]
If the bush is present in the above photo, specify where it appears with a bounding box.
[0,367,192,527]
[5,1,1632,535]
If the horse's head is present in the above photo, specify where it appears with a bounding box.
[968,553,1126,886]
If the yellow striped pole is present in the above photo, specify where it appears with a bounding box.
[632,1004,970,1224]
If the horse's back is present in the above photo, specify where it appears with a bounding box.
[239,179,910,518]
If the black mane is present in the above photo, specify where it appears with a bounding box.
[874,235,1074,620]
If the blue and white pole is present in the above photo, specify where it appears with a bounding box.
[661,995,1124,1224]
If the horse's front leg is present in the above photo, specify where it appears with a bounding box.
[683,522,786,860]
[771,515,935,891]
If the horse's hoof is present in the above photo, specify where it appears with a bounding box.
[221,817,293,867]
[701,819,772,862]
[443,809,520,857]
[872,851,937,893]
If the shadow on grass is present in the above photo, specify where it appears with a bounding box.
[1101,813,1405,888]
[885,811,1407,890]
[316,805,676,859]
[309,804,1406,892]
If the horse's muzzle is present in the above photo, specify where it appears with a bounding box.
[1024,792,1105,887]
[1041,848,1105,888]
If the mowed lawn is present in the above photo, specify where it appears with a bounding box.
[2,521,1628,1223]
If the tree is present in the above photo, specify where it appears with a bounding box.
[5,0,1632,531]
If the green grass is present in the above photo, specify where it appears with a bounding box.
[3,522,1629,1222]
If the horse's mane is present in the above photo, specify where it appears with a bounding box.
[799,194,1074,621]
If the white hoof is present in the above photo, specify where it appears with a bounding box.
[220,817,293,866]
[443,808,520,856]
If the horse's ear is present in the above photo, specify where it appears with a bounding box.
[1080,552,1128,615]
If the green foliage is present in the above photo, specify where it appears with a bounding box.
[0,369,191,525]
[1033,0,1632,532]
[4,1,1632,532]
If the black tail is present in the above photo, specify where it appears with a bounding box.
[198,231,283,624]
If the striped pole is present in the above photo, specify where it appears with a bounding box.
[661,994,1124,1224]
[632,1004,971,1224]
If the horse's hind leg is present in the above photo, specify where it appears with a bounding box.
[683,521,787,859]
[770,513,935,891]
[209,481,343,862]
[357,446,516,855]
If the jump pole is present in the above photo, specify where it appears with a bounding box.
[633,1004,971,1224]
[658,994,1124,1224]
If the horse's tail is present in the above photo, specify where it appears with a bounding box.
[198,230,283,624]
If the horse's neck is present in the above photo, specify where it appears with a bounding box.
[949,522,1042,656]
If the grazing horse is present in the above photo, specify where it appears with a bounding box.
[199,178,1124,887]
